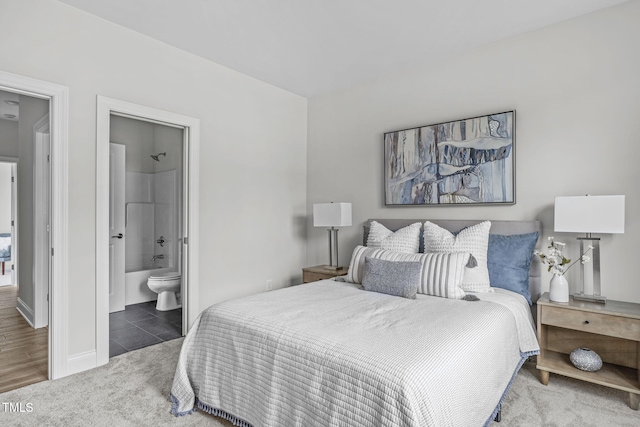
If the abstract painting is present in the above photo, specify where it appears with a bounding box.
[384,111,515,206]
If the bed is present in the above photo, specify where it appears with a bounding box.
[171,219,542,427]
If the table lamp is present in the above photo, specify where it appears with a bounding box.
[554,195,625,303]
[313,202,352,270]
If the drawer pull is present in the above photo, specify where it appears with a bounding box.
[584,320,590,325]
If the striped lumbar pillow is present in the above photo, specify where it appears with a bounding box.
[346,245,468,299]
[366,221,422,253]
[423,221,492,293]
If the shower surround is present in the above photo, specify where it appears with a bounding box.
[124,169,180,305]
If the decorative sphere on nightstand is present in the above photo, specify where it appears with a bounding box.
[570,348,603,372]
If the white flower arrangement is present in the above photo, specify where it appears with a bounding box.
[535,237,593,276]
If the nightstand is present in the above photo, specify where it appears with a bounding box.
[302,265,348,283]
[536,292,640,409]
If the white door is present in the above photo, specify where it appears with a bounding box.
[109,143,126,313]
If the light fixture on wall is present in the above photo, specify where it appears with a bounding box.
[554,195,625,303]
[313,202,352,270]
[150,152,166,162]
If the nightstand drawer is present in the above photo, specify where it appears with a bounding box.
[542,306,640,341]
[302,266,348,283]
[303,271,331,283]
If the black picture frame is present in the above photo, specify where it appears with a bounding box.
[384,111,515,206]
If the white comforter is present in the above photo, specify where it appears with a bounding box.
[171,280,539,427]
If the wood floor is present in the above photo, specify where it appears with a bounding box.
[0,285,48,393]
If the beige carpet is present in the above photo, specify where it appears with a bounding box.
[1,338,639,426]
[0,339,232,427]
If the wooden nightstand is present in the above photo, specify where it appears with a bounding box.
[302,265,348,283]
[537,292,640,409]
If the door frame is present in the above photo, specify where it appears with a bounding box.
[11,163,16,286]
[33,114,50,329]
[96,96,200,367]
[0,70,69,380]
[108,142,126,313]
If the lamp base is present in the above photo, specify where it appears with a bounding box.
[573,293,607,304]
[323,265,343,271]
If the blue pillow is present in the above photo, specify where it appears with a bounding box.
[487,232,539,304]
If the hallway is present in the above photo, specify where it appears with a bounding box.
[0,285,48,393]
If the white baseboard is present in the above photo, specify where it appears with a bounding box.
[16,297,35,327]
[66,350,97,376]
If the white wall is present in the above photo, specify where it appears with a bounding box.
[110,116,156,174]
[0,0,307,358]
[17,95,49,312]
[0,162,10,233]
[0,119,18,158]
[307,1,640,303]
[0,119,18,236]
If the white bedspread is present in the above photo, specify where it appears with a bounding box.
[171,280,539,427]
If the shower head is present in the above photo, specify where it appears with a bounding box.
[150,152,166,162]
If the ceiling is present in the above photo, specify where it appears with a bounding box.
[57,0,626,97]
[0,90,19,122]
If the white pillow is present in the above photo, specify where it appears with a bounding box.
[423,221,492,293]
[346,245,468,299]
[366,221,421,253]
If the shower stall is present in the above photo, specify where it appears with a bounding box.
[124,168,181,305]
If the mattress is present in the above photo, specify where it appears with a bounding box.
[171,280,539,427]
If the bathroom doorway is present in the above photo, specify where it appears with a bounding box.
[96,96,200,366]
[107,116,184,356]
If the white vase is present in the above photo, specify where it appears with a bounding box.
[549,274,569,303]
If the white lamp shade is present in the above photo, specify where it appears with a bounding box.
[554,195,625,234]
[313,203,352,227]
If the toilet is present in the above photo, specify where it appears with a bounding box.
[147,272,181,311]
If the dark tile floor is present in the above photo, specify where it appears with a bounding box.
[109,300,182,358]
